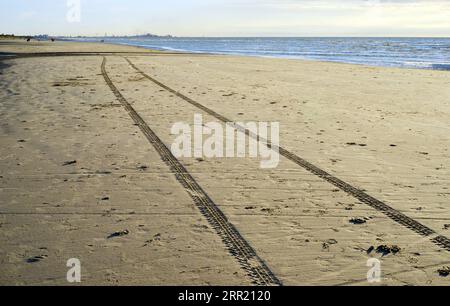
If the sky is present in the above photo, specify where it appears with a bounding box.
[1,0,450,37]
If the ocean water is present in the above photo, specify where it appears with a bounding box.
[75,37,450,70]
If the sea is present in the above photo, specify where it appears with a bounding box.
[73,37,450,71]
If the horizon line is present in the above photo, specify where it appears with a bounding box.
[5,34,450,39]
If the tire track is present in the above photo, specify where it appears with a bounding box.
[124,56,450,252]
[101,57,282,286]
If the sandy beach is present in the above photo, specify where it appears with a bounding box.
[0,39,449,285]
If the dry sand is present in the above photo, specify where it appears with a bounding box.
[0,40,449,285]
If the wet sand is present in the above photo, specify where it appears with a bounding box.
[0,40,449,285]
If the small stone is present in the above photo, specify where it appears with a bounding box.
[350,218,367,225]
[376,245,401,256]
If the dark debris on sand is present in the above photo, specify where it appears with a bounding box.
[107,230,129,239]
[62,160,77,166]
[346,142,367,147]
[437,267,450,277]
[349,218,367,225]
[367,245,401,256]
[375,245,401,256]
[26,255,48,263]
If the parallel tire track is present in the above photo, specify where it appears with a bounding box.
[101,57,282,286]
[124,57,450,252]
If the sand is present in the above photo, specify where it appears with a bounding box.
[0,40,449,285]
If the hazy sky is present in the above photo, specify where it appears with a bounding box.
[1,0,450,37]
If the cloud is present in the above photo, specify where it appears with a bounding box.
[208,0,450,36]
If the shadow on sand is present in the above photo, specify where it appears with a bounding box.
[0,58,12,74]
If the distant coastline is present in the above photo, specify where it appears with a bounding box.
[1,33,174,40]
[60,33,174,39]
